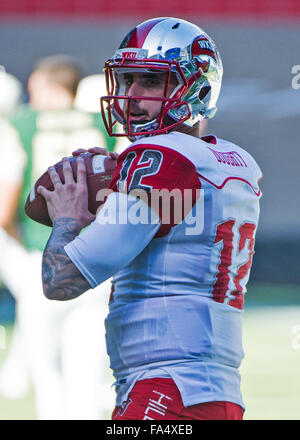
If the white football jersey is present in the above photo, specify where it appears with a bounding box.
[65,131,262,409]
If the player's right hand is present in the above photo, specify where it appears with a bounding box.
[72,147,119,160]
[37,157,95,229]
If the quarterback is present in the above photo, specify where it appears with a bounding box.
[39,17,262,420]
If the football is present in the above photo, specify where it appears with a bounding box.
[25,153,117,227]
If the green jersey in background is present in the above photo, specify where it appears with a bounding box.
[8,106,117,251]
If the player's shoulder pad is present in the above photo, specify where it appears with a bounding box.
[134,132,262,196]
[198,136,262,195]
[109,134,201,195]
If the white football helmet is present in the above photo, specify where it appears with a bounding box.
[100,17,223,139]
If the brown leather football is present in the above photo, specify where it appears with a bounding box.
[24,153,117,227]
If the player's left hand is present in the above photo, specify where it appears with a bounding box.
[37,157,95,229]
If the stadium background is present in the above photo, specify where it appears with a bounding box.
[0,0,299,420]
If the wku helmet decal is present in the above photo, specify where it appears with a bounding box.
[191,37,217,61]
[114,48,149,60]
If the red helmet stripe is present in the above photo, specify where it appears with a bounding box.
[126,18,166,48]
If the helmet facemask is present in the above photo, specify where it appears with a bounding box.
[101,58,193,140]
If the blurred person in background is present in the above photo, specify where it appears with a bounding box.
[0,72,24,236]
[0,74,28,403]
[0,71,23,116]
[0,55,117,419]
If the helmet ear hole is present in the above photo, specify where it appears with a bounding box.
[199,86,210,101]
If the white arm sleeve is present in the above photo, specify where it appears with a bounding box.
[64,192,161,288]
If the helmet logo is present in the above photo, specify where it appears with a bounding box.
[122,52,137,59]
[191,37,217,62]
[114,48,148,60]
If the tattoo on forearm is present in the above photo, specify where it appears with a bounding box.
[42,218,90,300]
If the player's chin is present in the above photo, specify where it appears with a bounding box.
[130,119,150,125]
[124,119,150,133]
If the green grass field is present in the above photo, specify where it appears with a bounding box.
[0,283,299,420]
[241,305,300,420]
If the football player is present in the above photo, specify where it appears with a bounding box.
[38,18,262,420]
